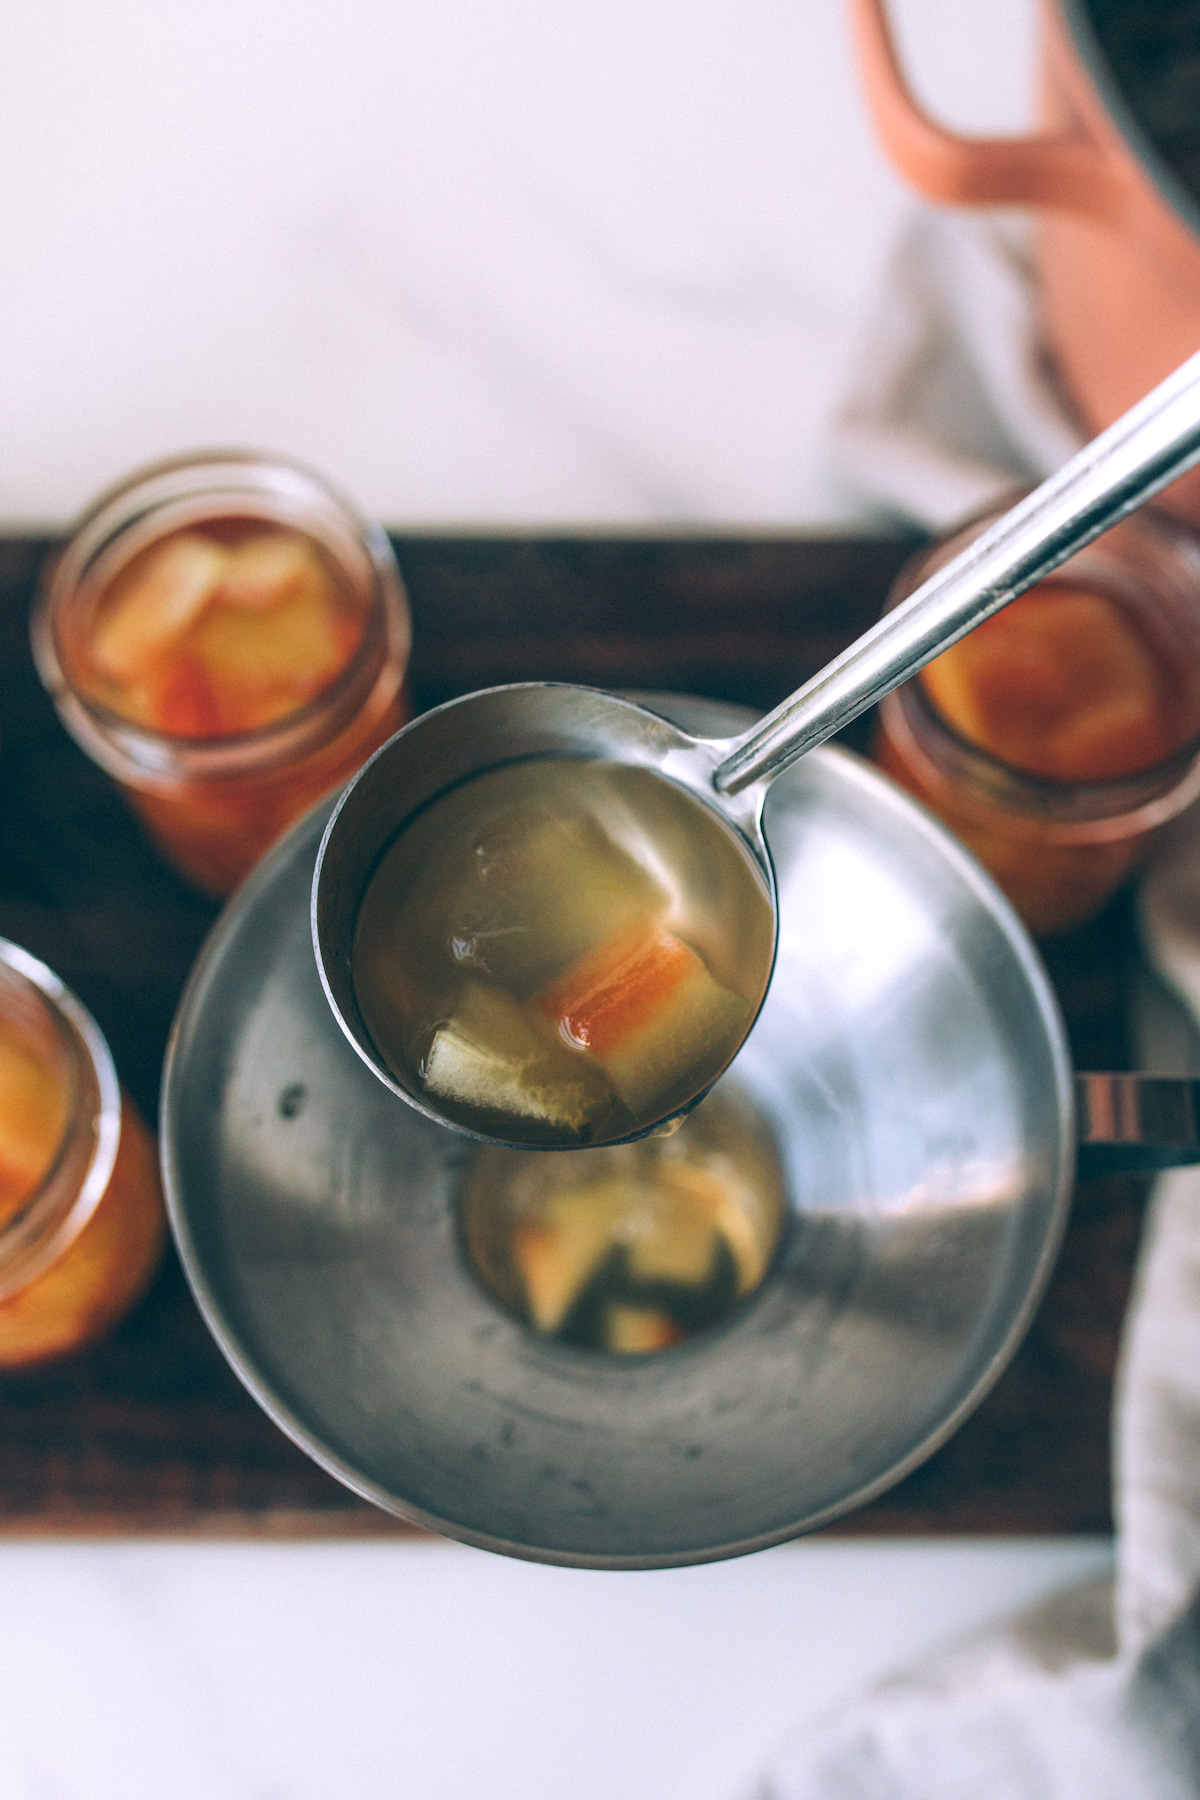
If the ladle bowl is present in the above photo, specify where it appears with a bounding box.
[313,682,778,1145]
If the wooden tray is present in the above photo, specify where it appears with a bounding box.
[0,534,1143,1536]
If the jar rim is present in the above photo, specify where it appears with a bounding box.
[882,681,1200,841]
[30,449,411,790]
[0,941,121,1301]
[883,498,1200,840]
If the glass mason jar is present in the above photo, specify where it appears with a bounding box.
[32,451,411,898]
[874,501,1200,936]
[0,939,165,1368]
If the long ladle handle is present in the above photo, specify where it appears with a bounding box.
[714,346,1200,797]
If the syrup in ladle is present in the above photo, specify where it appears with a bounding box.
[351,756,774,1148]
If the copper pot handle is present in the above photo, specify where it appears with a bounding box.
[1076,1074,1200,1175]
[848,0,1120,222]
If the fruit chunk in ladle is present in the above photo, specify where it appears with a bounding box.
[351,758,772,1147]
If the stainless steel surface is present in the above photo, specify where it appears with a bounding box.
[714,346,1200,794]
[167,697,1079,1567]
[313,683,775,1146]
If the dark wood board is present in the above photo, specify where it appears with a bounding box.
[0,533,1144,1537]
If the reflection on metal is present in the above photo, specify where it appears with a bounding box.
[164,697,1078,1569]
[458,1084,787,1354]
[1075,1073,1200,1175]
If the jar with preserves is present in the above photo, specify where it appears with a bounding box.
[874,502,1200,936]
[32,451,411,898]
[0,939,165,1368]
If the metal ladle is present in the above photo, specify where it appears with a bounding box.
[314,348,1200,1147]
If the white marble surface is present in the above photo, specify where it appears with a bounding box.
[0,5,1117,1798]
[0,0,1033,530]
[0,1537,1112,1800]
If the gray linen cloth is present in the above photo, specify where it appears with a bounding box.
[740,207,1200,1799]
[830,207,1079,529]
